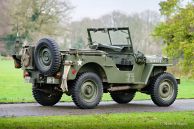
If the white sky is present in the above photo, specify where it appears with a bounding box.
[70,0,162,21]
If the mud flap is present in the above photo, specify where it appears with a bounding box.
[176,79,180,84]
[61,66,71,92]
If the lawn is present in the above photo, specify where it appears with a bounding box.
[0,112,194,129]
[0,60,193,103]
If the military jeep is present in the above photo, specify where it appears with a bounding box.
[13,27,180,109]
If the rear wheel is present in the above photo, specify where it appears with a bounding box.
[71,72,103,109]
[150,72,178,107]
[110,91,136,104]
[32,83,63,106]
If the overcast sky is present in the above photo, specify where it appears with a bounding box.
[70,0,162,21]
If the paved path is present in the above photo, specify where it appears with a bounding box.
[0,99,194,117]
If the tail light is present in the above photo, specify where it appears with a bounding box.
[55,72,62,79]
[23,71,30,78]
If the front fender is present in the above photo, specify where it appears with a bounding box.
[141,64,172,85]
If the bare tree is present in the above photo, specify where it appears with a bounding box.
[9,0,73,42]
[0,0,11,36]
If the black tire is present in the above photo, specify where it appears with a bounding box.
[34,38,61,76]
[71,73,103,109]
[110,91,136,104]
[32,84,63,106]
[150,72,178,107]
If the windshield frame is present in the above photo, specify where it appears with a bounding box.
[87,27,133,47]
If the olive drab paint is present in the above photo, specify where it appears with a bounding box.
[12,27,180,109]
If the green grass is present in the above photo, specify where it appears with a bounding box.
[0,112,194,129]
[0,60,193,103]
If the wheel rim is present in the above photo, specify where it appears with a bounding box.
[37,46,52,71]
[80,80,98,102]
[159,79,174,101]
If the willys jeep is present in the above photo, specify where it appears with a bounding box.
[12,27,180,109]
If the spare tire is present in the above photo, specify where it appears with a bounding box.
[34,38,61,76]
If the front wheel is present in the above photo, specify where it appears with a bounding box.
[150,72,178,107]
[71,72,103,109]
[32,84,63,106]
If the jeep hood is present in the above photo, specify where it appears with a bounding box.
[145,55,168,64]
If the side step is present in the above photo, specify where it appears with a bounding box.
[108,86,131,92]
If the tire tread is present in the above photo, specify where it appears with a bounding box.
[150,72,178,107]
